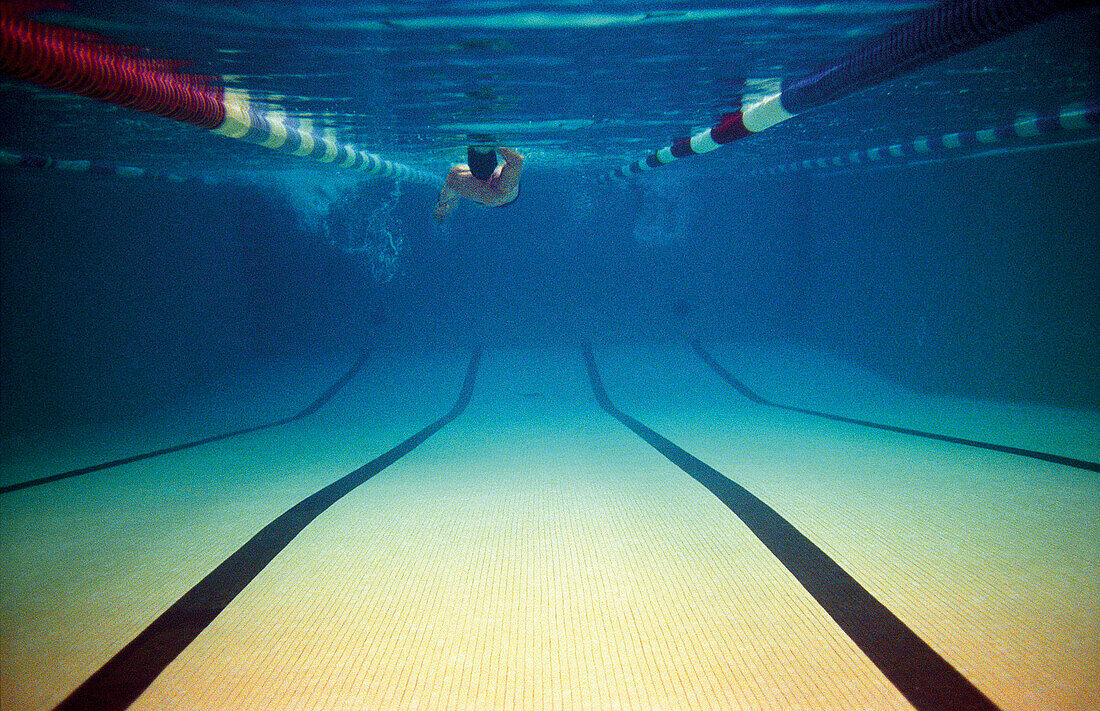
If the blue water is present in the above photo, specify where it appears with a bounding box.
[2,6,1100,710]
[4,2,1098,170]
[1,1,1098,431]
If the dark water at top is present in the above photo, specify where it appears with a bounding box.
[3,1,1098,172]
[1,1,1098,432]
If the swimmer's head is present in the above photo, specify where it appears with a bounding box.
[467,145,498,180]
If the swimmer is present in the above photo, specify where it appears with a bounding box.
[434,145,524,221]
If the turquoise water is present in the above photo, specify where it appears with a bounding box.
[1,4,1100,709]
[1,1,1098,428]
[3,2,1097,172]
[2,1,1098,430]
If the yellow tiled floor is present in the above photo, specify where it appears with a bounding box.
[2,345,1097,710]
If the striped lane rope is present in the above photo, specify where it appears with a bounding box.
[0,149,190,182]
[0,8,440,185]
[604,0,1096,181]
[750,102,1100,176]
[210,94,438,183]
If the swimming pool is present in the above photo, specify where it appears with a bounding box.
[2,2,1098,709]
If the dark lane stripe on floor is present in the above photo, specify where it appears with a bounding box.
[53,348,481,711]
[2,348,374,495]
[583,342,1000,711]
[693,339,1100,473]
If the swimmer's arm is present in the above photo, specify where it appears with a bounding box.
[494,147,524,197]
[497,147,525,181]
[434,184,460,221]
[434,167,464,221]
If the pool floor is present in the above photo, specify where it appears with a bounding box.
[2,343,1097,710]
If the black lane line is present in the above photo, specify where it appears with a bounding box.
[583,342,1001,711]
[53,347,481,711]
[2,349,374,495]
[693,339,1100,474]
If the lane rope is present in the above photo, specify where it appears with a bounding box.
[692,340,1100,473]
[52,347,481,711]
[583,340,1002,711]
[751,102,1100,176]
[0,149,191,182]
[1,349,373,496]
[0,8,440,185]
[604,0,1095,180]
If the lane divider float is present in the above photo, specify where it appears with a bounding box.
[604,0,1096,180]
[0,149,191,182]
[0,8,440,185]
[752,102,1100,176]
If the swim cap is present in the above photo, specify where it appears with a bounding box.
[467,145,498,180]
